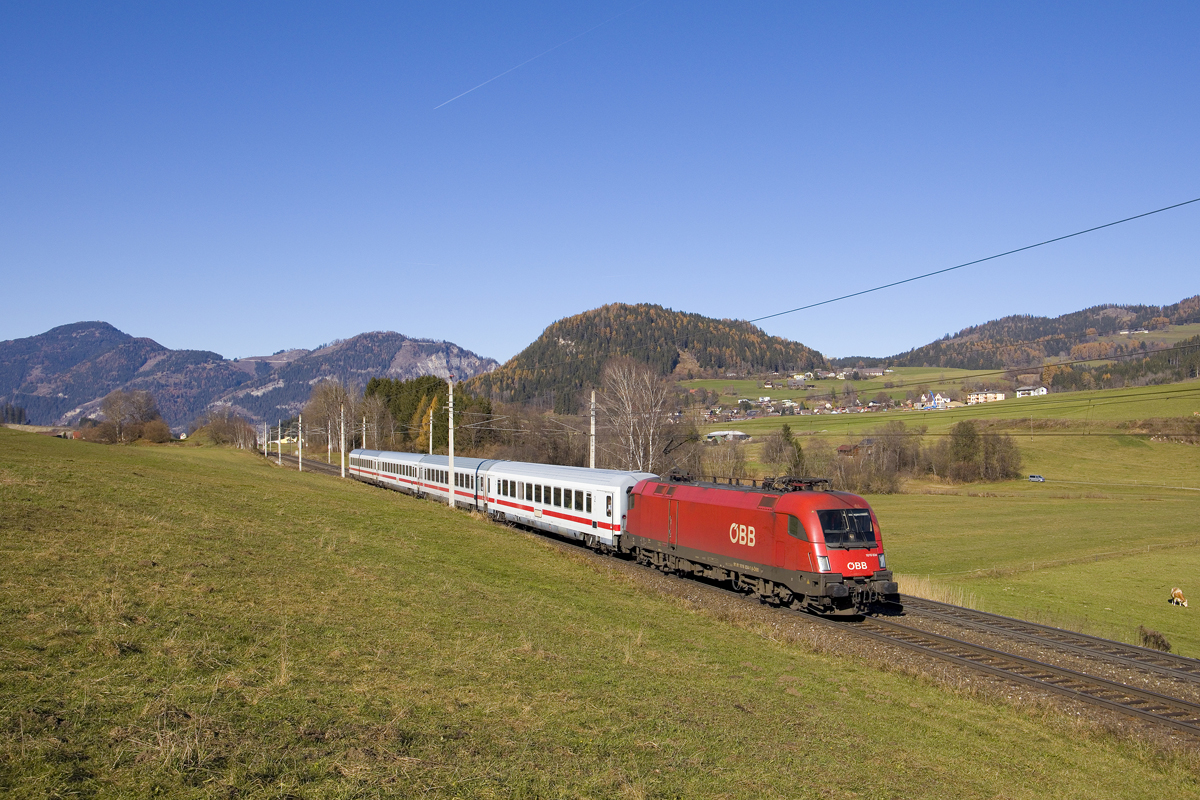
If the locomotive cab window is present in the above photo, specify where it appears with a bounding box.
[817,509,877,548]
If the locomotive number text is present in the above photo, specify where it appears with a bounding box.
[729,523,756,547]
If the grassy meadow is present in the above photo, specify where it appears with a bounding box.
[686,378,1200,654]
[3,428,1200,797]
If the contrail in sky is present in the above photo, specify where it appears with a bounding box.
[434,1,650,110]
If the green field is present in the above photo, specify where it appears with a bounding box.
[1094,322,1200,348]
[685,366,993,406]
[3,428,1199,797]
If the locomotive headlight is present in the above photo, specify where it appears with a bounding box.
[817,555,830,573]
[878,554,886,570]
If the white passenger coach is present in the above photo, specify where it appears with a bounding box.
[348,449,656,549]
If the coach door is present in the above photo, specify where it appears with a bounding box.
[667,499,679,549]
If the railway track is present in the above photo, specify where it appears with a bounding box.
[270,451,344,477]
[809,611,1200,738]
[896,594,1200,685]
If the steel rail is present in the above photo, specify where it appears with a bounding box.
[898,595,1200,681]
[812,614,1200,737]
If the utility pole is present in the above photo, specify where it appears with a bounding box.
[298,414,302,472]
[363,415,367,451]
[277,419,282,465]
[263,423,267,457]
[448,377,455,509]
[340,403,346,478]
[590,389,596,469]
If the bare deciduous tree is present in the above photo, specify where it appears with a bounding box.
[97,389,164,443]
[203,406,258,449]
[702,439,747,481]
[597,358,671,474]
[360,392,393,450]
[304,381,358,461]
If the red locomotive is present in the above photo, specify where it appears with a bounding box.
[624,475,898,615]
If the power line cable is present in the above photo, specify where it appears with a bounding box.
[749,197,1200,323]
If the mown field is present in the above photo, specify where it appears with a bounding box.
[3,428,1199,797]
[689,379,1200,655]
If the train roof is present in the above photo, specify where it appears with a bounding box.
[350,449,657,483]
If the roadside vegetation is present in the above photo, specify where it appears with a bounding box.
[4,428,1200,797]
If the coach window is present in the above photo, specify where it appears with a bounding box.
[553,487,562,507]
[534,484,542,503]
[606,496,613,517]
[574,490,584,511]
[543,484,551,503]
[585,493,592,513]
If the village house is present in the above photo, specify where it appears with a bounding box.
[967,390,1006,405]
[705,430,751,443]
[1016,386,1048,398]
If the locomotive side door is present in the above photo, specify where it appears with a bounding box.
[667,499,679,549]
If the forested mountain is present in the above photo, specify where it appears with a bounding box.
[0,324,497,430]
[218,332,497,424]
[835,295,1200,371]
[0,322,251,430]
[467,303,827,411]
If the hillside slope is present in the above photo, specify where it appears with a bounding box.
[467,303,826,409]
[0,324,497,430]
[855,295,1200,370]
[2,428,1193,796]
[215,331,497,422]
[0,322,249,429]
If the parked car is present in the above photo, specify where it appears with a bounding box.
[1028,475,1045,482]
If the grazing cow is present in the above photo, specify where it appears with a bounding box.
[1170,587,1188,607]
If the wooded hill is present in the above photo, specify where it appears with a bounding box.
[836,295,1200,371]
[466,303,827,412]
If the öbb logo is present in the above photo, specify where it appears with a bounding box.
[729,523,756,547]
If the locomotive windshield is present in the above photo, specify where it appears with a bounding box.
[817,509,877,548]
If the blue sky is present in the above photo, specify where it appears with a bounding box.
[2,2,1197,363]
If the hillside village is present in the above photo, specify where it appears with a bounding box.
[698,367,1052,425]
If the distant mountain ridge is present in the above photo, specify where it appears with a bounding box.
[467,303,827,411]
[0,323,497,430]
[833,295,1200,370]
